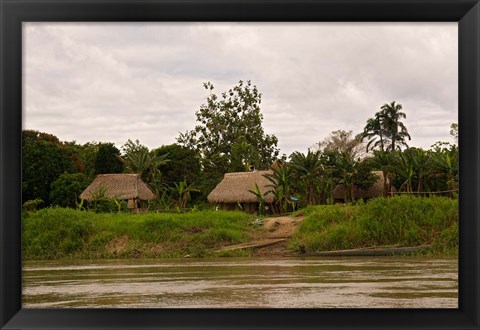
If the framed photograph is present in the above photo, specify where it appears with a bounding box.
[1,0,479,329]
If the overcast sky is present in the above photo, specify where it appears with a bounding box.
[24,22,458,156]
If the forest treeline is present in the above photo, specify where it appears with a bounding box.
[22,80,458,213]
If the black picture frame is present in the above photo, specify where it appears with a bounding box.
[1,0,479,329]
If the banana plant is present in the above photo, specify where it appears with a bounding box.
[173,177,200,209]
[263,163,292,214]
[248,182,271,216]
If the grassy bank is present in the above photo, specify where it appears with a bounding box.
[288,196,458,256]
[23,208,254,259]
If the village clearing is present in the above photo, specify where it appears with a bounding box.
[214,215,304,257]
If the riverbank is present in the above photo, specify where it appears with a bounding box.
[22,208,255,259]
[288,195,458,256]
[22,196,458,259]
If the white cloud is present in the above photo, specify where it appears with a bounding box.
[24,22,458,156]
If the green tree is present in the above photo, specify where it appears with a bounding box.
[334,151,359,203]
[22,130,76,205]
[380,101,411,151]
[154,144,201,187]
[362,101,411,152]
[172,177,200,209]
[76,142,100,180]
[363,115,386,152]
[289,149,324,205]
[395,150,415,193]
[121,139,151,176]
[248,182,271,216]
[430,145,458,194]
[50,173,90,208]
[121,139,169,190]
[331,151,376,203]
[177,80,279,192]
[94,143,124,175]
[264,162,292,214]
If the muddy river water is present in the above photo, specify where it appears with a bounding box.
[22,256,457,308]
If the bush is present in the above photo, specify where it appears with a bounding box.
[50,173,90,208]
[23,198,44,211]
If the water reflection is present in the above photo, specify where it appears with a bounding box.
[22,257,458,308]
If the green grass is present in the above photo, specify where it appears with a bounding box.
[288,195,458,256]
[22,208,254,259]
[23,196,458,259]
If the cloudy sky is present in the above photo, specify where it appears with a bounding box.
[24,22,457,156]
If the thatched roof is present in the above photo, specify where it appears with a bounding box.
[207,170,275,204]
[80,174,155,201]
[332,171,385,200]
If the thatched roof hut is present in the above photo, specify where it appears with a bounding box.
[208,171,275,213]
[208,170,275,204]
[332,171,385,201]
[80,174,155,202]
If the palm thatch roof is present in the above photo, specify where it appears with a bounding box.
[332,171,385,200]
[80,174,155,201]
[207,170,275,204]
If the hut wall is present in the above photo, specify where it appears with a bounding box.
[244,203,259,214]
[219,203,237,211]
[127,199,136,209]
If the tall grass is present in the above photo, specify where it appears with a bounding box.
[288,196,458,256]
[23,208,253,259]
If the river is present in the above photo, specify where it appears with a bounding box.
[22,256,457,308]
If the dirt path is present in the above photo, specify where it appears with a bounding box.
[214,215,303,256]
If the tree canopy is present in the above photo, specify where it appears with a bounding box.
[362,101,411,152]
[94,143,124,175]
[177,80,279,192]
[22,130,76,205]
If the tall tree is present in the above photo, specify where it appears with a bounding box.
[94,143,124,175]
[362,115,385,152]
[380,101,411,151]
[362,101,411,153]
[22,130,76,205]
[177,80,279,192]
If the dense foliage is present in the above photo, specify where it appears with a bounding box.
[22,93,458,215]
[177,80,280,193]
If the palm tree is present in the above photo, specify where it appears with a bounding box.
[122,140,169,188]
[334,151,359,203]
[362,101,411,153]
[289,149,324,205]
[363,115,386,152]
[430,146,458,195]
[396,150,414,193]
[408,148,432,194]
[380,101,411,151]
